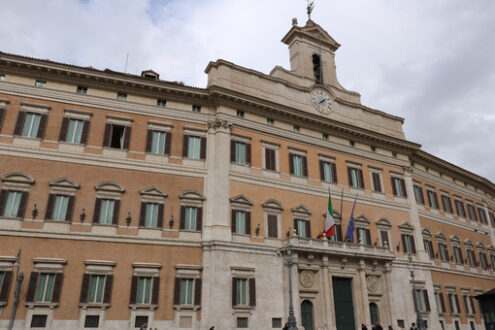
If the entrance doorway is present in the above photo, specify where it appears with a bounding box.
[369,302,379,325]
[301,300,314,330]
[332,277,356,330]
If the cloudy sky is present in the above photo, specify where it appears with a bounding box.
[1,0,494,182]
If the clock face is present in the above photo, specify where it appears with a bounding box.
[311,88,332,114]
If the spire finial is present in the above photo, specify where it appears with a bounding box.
[306,0,315,20]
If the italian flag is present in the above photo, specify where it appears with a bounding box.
[324,190,335,237]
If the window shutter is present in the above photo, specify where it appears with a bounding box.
[103,274,113,304]
[418,187,424,204]
[26,272,39,303]
[429,241,435,258]
[164,132,171,155]
[44,194,55,220]
[0,190,7,216]
[454,294,460,313]
[410,236,416,254]
[305,220,311,238]
[293,219,298,236]
[182,135,189,157]
[319,161,325,180]
[79,274,90,303]
[372,173,381,192]
[400,179,407,197]
[58,117,69,141]
[36,114,47,139]
[302,156,308,177]
[249,278,256,307]
[13,111,26,136]
[194,278,202,306]
[401,234,407,253]
[433,193,439,209]
[200,137,206,160]
[412,289,419,312]
[439,292,446,313]
[289,154,294,175]
[266,148,275,170]
[139,202,146,227]
[81,120,90,145]
[51,273,64,303]
[180,206,186,230]
[469,296,476,314]
[365,229,371,245]
[246,143,251,164]
[336,224,342,241]
[112,200,120,225]
[380,231,389,248]
[267,215,277,238]
[331,163,338,183]
[445,245,450,261]
[173,277,181,305]
[145,130,153,153]
[459,249,464,264]
[129,275,138,304]
[196,207,202,231]
[102,123,112,147]
[123,126,131,149]
[245,212,251,235]
[157,204,164,228]
[391,178,397,196]
[423,290,430,312]
[0,271,12,302]
[66,196,75,222]
[230,140,236,162]
[232,278,237,306]
[152,277,160,305]
[0,108,5,132]
[347,167,353,186]
[358,169,364,188]
[448,198,453,214]
[93,198,102,223]
[17,192,28,218]
[231,210,236,233]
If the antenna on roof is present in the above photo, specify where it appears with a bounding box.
[306,0,315,20]
[124,52,129,73]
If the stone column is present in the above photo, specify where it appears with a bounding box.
[481,202,495,246]
[203,118,232,242]
[358,260,370,326]
[292,253,302,329]
[321,256,332,329]
[383,262,396,327]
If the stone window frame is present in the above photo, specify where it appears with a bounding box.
[173,265,202,312]
[453,195,466,218]
[376,218,392,249]
[0,256,16,308]
[368,166,384,193]
[291,204,312,239]
[146,120,173,157]
[460,288,475,317]
[24,258,66,330]
[45,177,80,223]
[390,172,407,198]
[261,140,280,173]
[78,260,115,328]
[0,171,35,220]
[0,98,9,132]
[399,222,416,254]
[464,240,476,267]
[14,102,51,141]
[354,214,371,245]
[93,181,125,226]
[439,191,453,215]
[262,199,283,239]
[319,154,338,184]
[346,161,364,190]
[138,186,168,229]
[450,235,463,265]
[465,200,477,222]
[422,228,434,259]
[445,286,461,316]
[288,147,308,178]
[230,194,253,237]
[182,126,207,161]
[413,181,425,205]
[103,115,133,151]
[231,266,256,313]
[435,232,450,262]
[425,186,439,210]
[433,285,446,315]
[488,246,495,271]
[179,190,205,232]
[476,204,488,225]
[230,134,252,167]
[476,243,488,269]
[59,108,92,145]
[129,263,162,328]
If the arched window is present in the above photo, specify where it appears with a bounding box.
[312,54,322,84]
[369,302,379,325]
[301,300,314,330]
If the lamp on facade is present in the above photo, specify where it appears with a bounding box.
[169,215,174,229]
[408,253,425,330]
[8,249,24,330]
[31,204,38,219]
[126,212,132,226]
[284,229,298,330]
[80,208,86,222]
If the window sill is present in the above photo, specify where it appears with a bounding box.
[129,304,157,311]
[138,226,162,230]
[182,158,205,166]
[102,148,128,158]
[79,303,111,310]
[92,223,117,227]
[179,229,201,233]
[25,302,59,309]
[172,304,200,311]
[233,305,254,314]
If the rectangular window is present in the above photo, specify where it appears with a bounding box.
[295,219,309,238]
[291,154,305,177]
[35,80,46,88]
[135,316,148,328]
[0,75,5,81]
[157,99,167,107]
[66,119,84,144]
[380,230,389,248]
[192,105,201,113]
[236,278,247,306]
[136,277,152,305]
[402,234,416,254]
[84,315,99,328]
[264,148,276,171]
[237,110,244,118]
[320,161,337,183]
[371,172,382,192]
[88,275,106,303]
[478,207,488,225]
[187,136,201,159]
[272,318,282,328]
[453,246,463,264]
[449,293,461,314]
[413,185,425,205]
[267,214,278,238]
[184,206,197,230]
[35,273,55,302]
[180,279,194,305]
[427,190,439,209]
[22,113,41,138]
[357,228,371,245]
[455,199,466,218]
[31,315,47,328]
[231,141,250,165]
[489,210,495,227]
[99,199,115,225]
[145,203,158,227]
[347,167,364,188]
[293,125,300,132]
[424,240,434,259]
[435,292,446,313]
[441,195,453,214]
[151,131,166,154]
[234,211,246,235]
[467,204,477,222]
[322,133,328,140]
[52,195,69,221]
[438,243,449,262]
[467,250,476,266]
[267,118,274,126]
[391,177,407,197]
[237,317,248,328]
[3,191,22,217]
[479,252,488,269]
[117,92,127,100]
[76,86,88,94]
[463,295,472,314]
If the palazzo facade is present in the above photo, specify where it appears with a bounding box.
[0,18,494,330]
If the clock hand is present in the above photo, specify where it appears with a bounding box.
[318,98,327,105]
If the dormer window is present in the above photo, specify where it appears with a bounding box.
[312,54,322,84]
[141,70,159,80]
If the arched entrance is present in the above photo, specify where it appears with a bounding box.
[369,302,379,325]
[301,300,314,330]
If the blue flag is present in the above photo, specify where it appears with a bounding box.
[344,194,358,243]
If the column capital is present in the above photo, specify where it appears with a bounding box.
[207,118,232,133]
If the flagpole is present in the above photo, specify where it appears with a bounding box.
[340,188,344,238]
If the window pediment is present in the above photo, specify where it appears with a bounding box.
[376,218,392,229]
[354,214,370,227]
[1,172,34,184]
[48,177,80,190]
[230,194,253,206]
[95,181,124,193]
[422,228,432,239]
[321,210,341,219]
[450,235,460,244]
[291,204,311,216]
[464,239,473,247]
[179,190,206,201]
[261,199,283,211]
[140,186,168,198]
[399,222,414,232]
[435,232,446,241]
